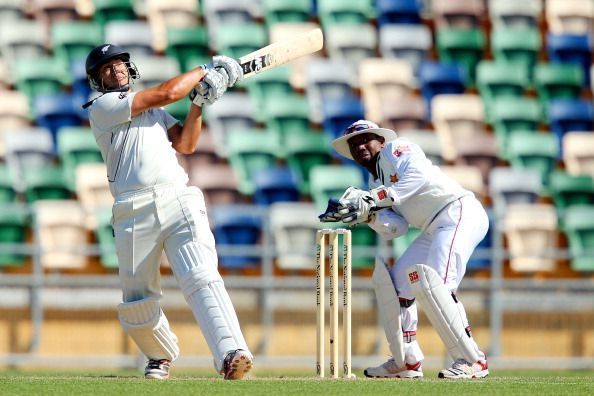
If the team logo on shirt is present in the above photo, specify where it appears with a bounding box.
[118,92,127,99]
[393,145,411,157]
[390,174,398,183]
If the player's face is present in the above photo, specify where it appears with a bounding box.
[99,58,129,90]
[348,133,385,166]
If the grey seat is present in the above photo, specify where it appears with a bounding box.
[489,0,543,29]
[325,24,377,69]
[0,20,47,61]
[132,55,180,91]
[104,20,154,57]
[489,167,542,214]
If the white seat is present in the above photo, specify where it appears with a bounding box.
[0,90,30,133]
[132,55,180,91]
[562,131,594,178]
[0,20,47,62]
[104,20,154,57]
[145,0,199,52]
[440,164,486,201]
[75,163,113,229]
[489,167,542,214]
[546,0,594,36]
[489,0,542,28]
[325,24,377,69]
[398,129,444,165]
[378,24,432,77]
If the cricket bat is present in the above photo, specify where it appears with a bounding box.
[198,28,324,91]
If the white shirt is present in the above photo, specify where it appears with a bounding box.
[368,138,472,231]
[89,92,189,197]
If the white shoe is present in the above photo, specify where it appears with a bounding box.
[364,358,423,378]
[144,359,171,380]
[438,358,489,379]
[222,349,253,380]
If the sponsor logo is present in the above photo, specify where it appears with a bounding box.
[377,189,387,200]
[394,145,411,157]
[389,174,398,183]
[408,270,419,284]
[118,92,127,99]
[101,45,110,54]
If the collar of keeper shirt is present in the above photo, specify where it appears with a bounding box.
[89,91,189,197]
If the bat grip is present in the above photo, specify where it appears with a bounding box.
[197,62,214,95]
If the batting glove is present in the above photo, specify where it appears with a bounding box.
[212,55,243,87]
[190,68,227,107]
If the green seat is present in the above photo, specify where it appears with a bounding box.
[285,131,332,194]
[95,206,118,269]
[244,66,293,123]
[263,93,311,144]
[92,0,136,27]
[489,97,542,155]
[318,0,374,28]
[165,26,210,73]
[57,127,104,191]
[393,227,422,259]
[476,61,530,122]
[23,165,71,202]
[507,132,559,188]
[13,56,70,105]
[51,21,103,65]
[436,28,486,85]
[164,97,191,121]
[534,63,584,108]
[491,28,541,75]
[227,128,281,194]
[0,203,29,268]
[0,166,17,203]
[564,205,594,272]
[550,172,594,213]
[263,0,311,26]
[216,23,267,60]
[309,164,365,211]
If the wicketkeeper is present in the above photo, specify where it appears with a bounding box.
[319,120,489,379]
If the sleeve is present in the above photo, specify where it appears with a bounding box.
[90,92,136,128]
[381,140,430,206]
[367,208,409,240]
[161,109,179,129]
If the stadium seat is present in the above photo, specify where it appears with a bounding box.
[563,205,594,271]
[92,0,136,28]
[321,95,365,141]
[418,62,466,110]
[397,129,443,165]
[163,96,191,121]
[440,165,486,201]
[0,90,30,131]
[71,59,93,108]
[57,126,103,191]
[317,0,374,28]
[533,63,584,108]
[488,0,542,29]
[0,165,17,203]
[507,132,560,187]
[104,20,154,57]
[202,0,260,48]
[377,95,427,132]
[33,93,83,142]
[431,0,485,29]
[359,58,415,122]
[0,202,29,268]
[393,226,421,259]
[324,24,378,68]
[252,166,300,205]
[51,21,103,66]
[211,204,265,270]
[0,19,47,61]
[227,128,281,195]
[489,97,542,154]
[435,27,486,85]
[263,0,311,27]
[75,163,113,229]
[176,129,219,176]
[145,0,200,52]
[467,212,493,271]
[0,0,25,22]
[284,131,332,194]
[547,99,594,148]
[503,203,559,272]
[188,163,242,206]
[562,131,594,178]
[546,33,592,86]
[263,93,311,144]
[269,201,320,270]
[545,0,594,36]
[12,56,70,105]
[23,165,71,202]
[214,22,267,59]
[33,199,88,270]
[378,24,432,77]
[131,55,180,91]
[309,164,365,211]
[489,167,542,213]
[430,93,485,161]
[204,92,257,158]
[244,66,293,123]
[95,206,118,269]
[491,27,541,74]
[549,171,594,213]
[305,58,357,123]
[164,26,209,73]
[376,0,423,26]
[452,132,500,185]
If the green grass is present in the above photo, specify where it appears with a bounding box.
[1,370,593,395]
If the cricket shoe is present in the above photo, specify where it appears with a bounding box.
[144,359,171,380]
[222,349,253,380]
[364,358,423,378]
[438,358,489,379]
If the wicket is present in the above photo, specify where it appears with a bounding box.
[316,228,353,379]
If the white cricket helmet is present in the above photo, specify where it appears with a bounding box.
[331,120,398,160]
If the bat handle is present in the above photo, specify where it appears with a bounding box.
[197,62,214,95]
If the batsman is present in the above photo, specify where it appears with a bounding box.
[319,120,490,379]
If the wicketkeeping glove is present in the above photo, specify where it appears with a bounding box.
[318,198,343,223]
[337,186,394,226]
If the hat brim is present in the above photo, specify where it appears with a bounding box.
[331,128,398,160]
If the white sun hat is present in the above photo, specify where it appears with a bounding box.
[331,120,398,160]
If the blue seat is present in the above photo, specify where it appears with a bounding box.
[252,166,301,205]
[211,204,264,270]
[377,0,423,26]
[467,212,493,271]
[322,95,365,140]
[418,61,466,111]
[548,99,594,150]
[33,93,83,145]
[547,33,593,86]
[71,59,92,111]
